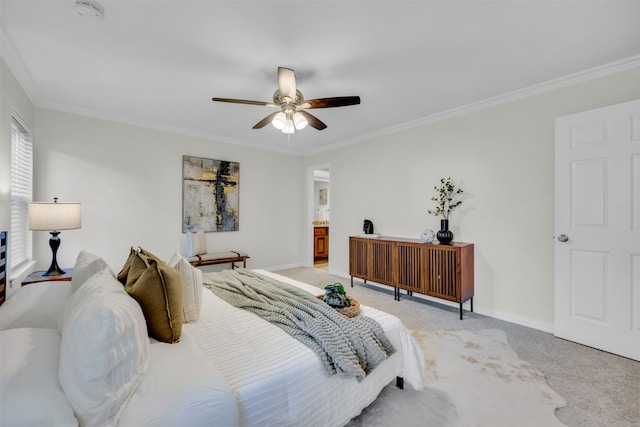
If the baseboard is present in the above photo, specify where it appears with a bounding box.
[332,270,555,334]
[472,307,555,334]
[263,262,306,272]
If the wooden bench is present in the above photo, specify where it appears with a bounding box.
[187,251,249,269]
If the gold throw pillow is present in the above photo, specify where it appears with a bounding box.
[116,247,137,285]
[124,252,184,343]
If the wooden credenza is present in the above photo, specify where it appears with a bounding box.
[349,235,474,319]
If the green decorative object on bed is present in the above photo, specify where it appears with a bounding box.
[323,283,350,307]
[318,283,361,317]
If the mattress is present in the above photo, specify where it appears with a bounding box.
[184,269,424,427]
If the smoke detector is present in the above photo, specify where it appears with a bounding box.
[75,0,104,19]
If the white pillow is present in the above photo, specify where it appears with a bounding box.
[0,328,78,427]
[168,252,203,323]
[0,281,71,330]
[70,250,113,293]
[59,269,150,427]
[185,230,207,257]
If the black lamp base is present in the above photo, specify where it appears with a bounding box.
[42,231,66,276]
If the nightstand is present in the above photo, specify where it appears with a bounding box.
[22,268,74,286]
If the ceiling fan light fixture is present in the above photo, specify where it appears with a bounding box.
[293,112,308,130]
[272,112,286,130]
[282,120,295,134]
[212,66,360,136]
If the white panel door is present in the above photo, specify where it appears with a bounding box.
[555,99,640,361]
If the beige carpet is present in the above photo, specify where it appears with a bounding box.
[275,267,638,426]
[347,328,566,427]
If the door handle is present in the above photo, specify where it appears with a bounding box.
[557,234,569,242]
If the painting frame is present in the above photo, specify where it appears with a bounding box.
[182,155,240,233]
[319,188,328,205]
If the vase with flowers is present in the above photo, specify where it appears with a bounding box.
[428,177,463,244]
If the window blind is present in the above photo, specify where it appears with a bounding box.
[10,116,33,269]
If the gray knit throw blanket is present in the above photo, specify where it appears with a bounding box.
[202,269,396,381]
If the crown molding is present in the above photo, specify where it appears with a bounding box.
[38,99,303,157]
[0,27,43,105]
[304,55,640,156]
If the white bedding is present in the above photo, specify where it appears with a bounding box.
[0,267,423,427]
[119,332,238,427]
[0,328,77,427]
[184,269,424,427]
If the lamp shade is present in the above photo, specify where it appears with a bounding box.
[272,112,286,130]
[29,202,81,231]
[293,112,308,130]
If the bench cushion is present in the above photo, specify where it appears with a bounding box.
[188,252,239,262]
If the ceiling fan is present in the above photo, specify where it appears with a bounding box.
[212,67,360,134]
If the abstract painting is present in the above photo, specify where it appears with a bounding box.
[182,155,239,232]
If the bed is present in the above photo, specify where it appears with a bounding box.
[0,248,424,427]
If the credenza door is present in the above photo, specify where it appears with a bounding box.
[395,241,425,294]
[427,245,460,302]
[370,240,393,285]
[349,237,369,279]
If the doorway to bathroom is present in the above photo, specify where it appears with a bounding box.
[311,166,330,270]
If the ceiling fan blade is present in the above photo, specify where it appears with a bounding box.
[300,96,361,109]
[298,110,327,130]
[212,97,277,107]
[277,67,296,100]
[252,111,280,129]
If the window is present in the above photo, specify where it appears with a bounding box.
[10,114,33,270]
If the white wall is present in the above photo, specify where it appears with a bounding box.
[32,109,305,273]
[305,66,640,330]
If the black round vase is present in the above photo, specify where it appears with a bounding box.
[437,219,454,244]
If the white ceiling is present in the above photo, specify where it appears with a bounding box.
[1,1,639,156]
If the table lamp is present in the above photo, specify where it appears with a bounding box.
[29,197,81,276]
